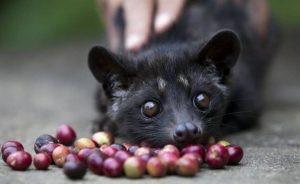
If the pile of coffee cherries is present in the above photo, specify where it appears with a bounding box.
[1,124,243,179]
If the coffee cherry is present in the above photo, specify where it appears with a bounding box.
[128,145,139,155]
[103,158,123,177]
[101,146,117,157]
[161,144,180,157]
[176,157,199,176]
[33,153,51,170]
[34,134,58,153]
[77,148,98,164]
[123,156,146,178]
[146,157,167,177]
[74,138,96,152]
[1,141,24,153]
[114,150,131,165]
[205,144,229,169]
[56,124,76,146]
[181,144,206,160]
[52,145,69,167]
[2,146,23,163]
[6,151,32,170]
[134,147,151,157]
[182,153,203,166]
[227,145,243,165]
[63,161,87,180]
[87,151,104,175]
[92,132,114,146]
[158,152,179,174]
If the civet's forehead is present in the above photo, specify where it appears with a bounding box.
[157,78,167,92]
[177,75,190,88]
[155,74,191,94]
[132,47,226,95]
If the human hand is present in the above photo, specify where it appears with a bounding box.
[99,0,186,52]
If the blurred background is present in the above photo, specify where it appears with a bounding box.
[0,0,103,52]
[0,0,299,52]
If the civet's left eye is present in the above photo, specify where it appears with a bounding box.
[194,93,210,110]
[142,101,161,118]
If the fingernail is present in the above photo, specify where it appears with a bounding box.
[125,34,142,51]
[155,13,172,33]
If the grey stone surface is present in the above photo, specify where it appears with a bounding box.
[0,34,300,184]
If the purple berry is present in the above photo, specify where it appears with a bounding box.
[227,145,243,165]
[7,151,32,170]
[56,124,76,146]
[103,158,123,177]
[34,153,51,170]
[1,141,24,153]
[63,161,87,180]
[34,134,58,153]
[87,151,104,175]
[181,144,206,160]
[205,144,229,169]
[2,146,23,163]
[114,150,131,165]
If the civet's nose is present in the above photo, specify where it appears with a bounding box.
[173,122,201,143]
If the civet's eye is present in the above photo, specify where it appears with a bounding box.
[194,93,210,110]
[142,101,161,118]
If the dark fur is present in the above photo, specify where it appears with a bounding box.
[88,0,280,147]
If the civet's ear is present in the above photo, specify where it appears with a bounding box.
[88,46,128,84]
[198,29,241,70]
[88,46,131,96]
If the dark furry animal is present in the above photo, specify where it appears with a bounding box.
[88,0,279,147]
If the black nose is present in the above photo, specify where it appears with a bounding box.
[173,122,201,143]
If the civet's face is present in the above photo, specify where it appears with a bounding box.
[89,30,240,147]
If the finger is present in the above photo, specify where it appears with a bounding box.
[247,0,269,40]
[124,0,153,52]
[255,0,269,39]
[154,0,186,34]
[98,0,122,51]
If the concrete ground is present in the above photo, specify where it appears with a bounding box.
[0,32,299,184]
